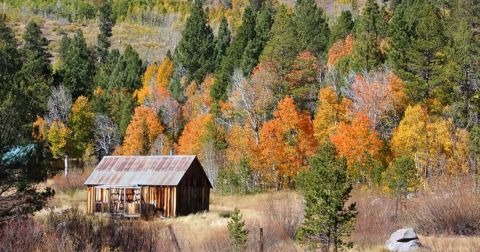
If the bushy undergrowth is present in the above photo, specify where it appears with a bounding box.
[408,180,480,236]
[351,190,403,248]
[0,209,168,251]
[2,180,480,251]
[51,173,87,193]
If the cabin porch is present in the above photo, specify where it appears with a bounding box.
[86,184,179,217]
[89,185,143,218]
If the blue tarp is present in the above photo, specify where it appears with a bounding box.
[1,144,36,167]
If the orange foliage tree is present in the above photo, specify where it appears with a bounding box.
[312,86,351,143]
[327,33,354,67]
[134,58,174,105]
[258,97,316,188]
[183,75,214,120]
[119,106,164,155]
[177,114,214,156]
[331,113,383,182]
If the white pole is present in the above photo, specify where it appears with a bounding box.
[64,154,68,176]
[2,0,6,17]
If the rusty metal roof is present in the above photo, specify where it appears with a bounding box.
[84,155,202,186]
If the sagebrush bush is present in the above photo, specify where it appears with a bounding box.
[408,190,480,235]
[51,170,90,193]
[266,191,303,239]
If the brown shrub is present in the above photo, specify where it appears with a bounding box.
[42,209,164,251]
[408,182,480,236]
[350,190,403,249]
[50,170,90,193]
[0,218,44,252]
[264,191,303,239]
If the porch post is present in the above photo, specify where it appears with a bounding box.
[93,186,96,213]
[139,186,142,216]
[123,187,126,214]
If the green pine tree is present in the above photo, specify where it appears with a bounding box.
[293,0,330,58]
[168,65,187,103]
[444,0,480,127]
[59,29,96,98]
[387,0,447,104]
[18,21,53,139]
[0,16,20,91]
[58,34,71,63]
[387,155,419,216]
[21,21,52,81]
[94,48,121,90]
[227,208,249,251]
[352,0,386,71]
[296,143,357,251]
[97,0,115,63]
[239,8,272,75]
[249,0,263,12]
[261,5,300,74]
[214,17,231,69]
[470,126,480,192]
[329,10,354,45]
[108,44,143,92]
[0,15,23,150]
[211,7,257,101]
[174,1,215,84]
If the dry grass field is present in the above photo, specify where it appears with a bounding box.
[2,171,471,251]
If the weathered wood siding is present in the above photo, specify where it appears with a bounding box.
[85,158,211,217]
[86,186,94,214]
[176,159,210,216]
[142,185,177,217]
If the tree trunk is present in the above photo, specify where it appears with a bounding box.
[474,157,478,193]
[64,154,69,177]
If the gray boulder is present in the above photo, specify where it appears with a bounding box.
[385,228,421,252]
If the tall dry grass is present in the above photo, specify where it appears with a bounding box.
[408,177,480,236]
[350,189,403,249]
[3,177,480,251]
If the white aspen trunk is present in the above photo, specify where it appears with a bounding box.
[64,154,68,177]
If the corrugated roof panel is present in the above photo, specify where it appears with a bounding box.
[84,155,200,186]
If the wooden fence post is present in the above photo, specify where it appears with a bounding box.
[168,224,181,252]
[259,227,264,252]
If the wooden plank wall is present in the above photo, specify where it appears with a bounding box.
[142,186,177,217]
[86,186,94,214]
[176,159,211,216]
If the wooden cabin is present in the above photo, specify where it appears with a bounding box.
[84,155,212,218]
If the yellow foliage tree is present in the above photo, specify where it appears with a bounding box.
[46,121,70,159]
[391,104,467,178]
[69,96,95,158]
[312,86,351,143]
[182,75,214,120]
[156,57,174,89]
[226,124,257,166]
[447,129,470,175]
[135,64,158,104]
[32,116,48,142]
